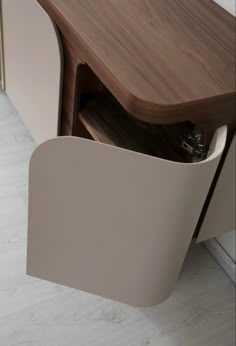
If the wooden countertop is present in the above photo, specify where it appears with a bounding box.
[38,0,235,123]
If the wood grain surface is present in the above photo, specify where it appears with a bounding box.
[37,0,235,125]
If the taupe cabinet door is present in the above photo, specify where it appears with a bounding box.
[27,127,226,306]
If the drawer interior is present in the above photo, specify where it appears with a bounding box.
[77,68,210,163]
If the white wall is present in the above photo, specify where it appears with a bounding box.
[0,0,3,88]
[213,0,236,15]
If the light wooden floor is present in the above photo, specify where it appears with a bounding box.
[0,89,235,346]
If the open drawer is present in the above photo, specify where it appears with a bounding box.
[76,68,215,164]
[27,125,227,306]
[78,92,198,162]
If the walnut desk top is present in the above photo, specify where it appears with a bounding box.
[37,0,235,127]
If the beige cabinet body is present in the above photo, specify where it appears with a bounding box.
[1,0,232,306]
[197,136,236,242]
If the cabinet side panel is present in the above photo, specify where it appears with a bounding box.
[2,0,63,143]
[197,136,236,242]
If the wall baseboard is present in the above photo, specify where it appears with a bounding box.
[204,239,236,283]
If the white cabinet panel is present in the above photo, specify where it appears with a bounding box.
[217,230,236,262]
